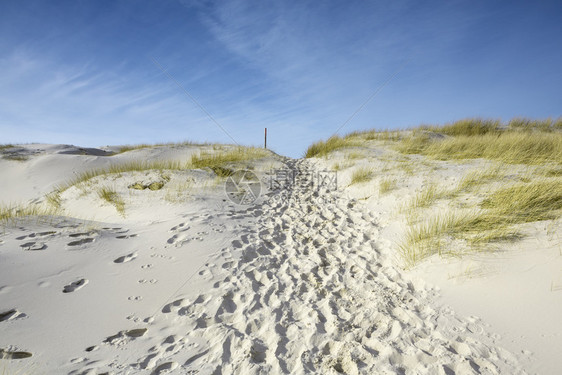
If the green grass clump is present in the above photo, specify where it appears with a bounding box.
[481,180,562,223]
[0,144,14,151]
[52,146,268,196]
[345,152,363,160]
[346,129,402,142]
[59,160,185,192]
[507,117,562,132]
[2,154,28,162]
[305,136,359,158]
[425,118,501,136]
[350,167,374,185]
[456,166,504,193]
[379,178,397,194]
[117,144,154,153]
[409,184,443,209]
[115,140,207,154]
[399,212,475,266]
[0,203,59,225]
[397,131,562,165]
[400,178,562,267]
[97,187,125,216]
[189,147,269,176]
[45,191,62,209]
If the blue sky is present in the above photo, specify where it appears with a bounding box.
[1,0,561,157]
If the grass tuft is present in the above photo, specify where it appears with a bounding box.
[350,167,374,185]
[424,118,501,136]
[379,178,397,194]
[189,147,269,176]
[0,203,59,225]
[400,178,562,267]
[115,140,208,154]
[481,180,562,223]
[395,118,562,165]
[305,136,359,158]
[97,187,125,216]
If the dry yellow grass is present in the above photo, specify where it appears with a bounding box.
[97,187,126,217]
[350,167,374,185]
[379,178,397,194]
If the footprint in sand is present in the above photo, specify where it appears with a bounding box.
[20,241,47,251]
[0,309,27,322]
[0,349,32,359]
[114,252,138,264]
[116,234,138,239]
[67,238,95,247]
[152,361,179,374]
[170,222,190,232]
[63,279,89,293]
[167,233,190,246]
[16,231,57,240]
[68,231,95,238]
[104,328,148,345]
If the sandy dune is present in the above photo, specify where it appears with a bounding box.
[0,144,559,374]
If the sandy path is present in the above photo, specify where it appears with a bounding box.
[61,158,524,374]
[0,155,528,374]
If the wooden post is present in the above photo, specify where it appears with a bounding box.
[264,127,267,149]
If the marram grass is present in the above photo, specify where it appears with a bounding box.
[379,178,397,194]
[350,167,374,185]
[0,203,60,225]
[400,178,562,267]
[97,187,126,217]
[305,136,359,158]
[397,126,562,165]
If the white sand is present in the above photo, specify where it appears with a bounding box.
[0,143,559,374]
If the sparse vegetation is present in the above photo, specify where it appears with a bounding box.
[350,167,374,185]
[396,118,562,165]
[424,118,501,136]
[456,166,504,193]
[482,180,562,223]
[400,177,562,267]
[58,160,184,193]
[114,140,208,154]
[305,136,359,158]
[345,152,363,160]
[2,154,28,162]
[189,147,269,176]
[45,191,62,209]
[97,187,125,216]
[332,161,353,171]
[0,203,59,225]
[379,178,397,194]
[346,129,402,142]
[408,184,445,209]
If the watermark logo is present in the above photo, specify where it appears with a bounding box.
[225,170,262,205]
[225,168,338,205]
[268,169,337,191]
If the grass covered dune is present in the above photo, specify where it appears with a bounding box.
[306,117,562,164]
[0,146,271,224]
[306,117,562,267]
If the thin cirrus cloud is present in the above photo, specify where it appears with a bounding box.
[1,0,561,157]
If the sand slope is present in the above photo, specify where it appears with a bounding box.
[0,144,551,373]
